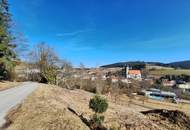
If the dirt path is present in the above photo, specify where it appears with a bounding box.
[0,82,37,127]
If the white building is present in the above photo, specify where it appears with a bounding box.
[126,66,141,79]
[177,83,190,92]
[127,70,142,79]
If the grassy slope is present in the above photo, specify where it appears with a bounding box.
[4,85,90,130]
[3,84,159,130]
[3,84,190,130]
[149,68,190,76]
[146,64,190,76]
[0,81,21,91]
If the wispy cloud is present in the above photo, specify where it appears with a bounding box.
[57,33,95,52]
[61,42,94,52]
[56,29,94,37]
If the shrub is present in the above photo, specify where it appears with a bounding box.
[90,114,105,126]
[89,95,108,113]
[81,79,97,93]
[180,92,190,100]
[89,95,108,130]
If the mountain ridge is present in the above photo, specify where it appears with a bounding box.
[101,60,190,69]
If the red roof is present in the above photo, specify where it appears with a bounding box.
[128,70,141,75]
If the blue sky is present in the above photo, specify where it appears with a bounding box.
[10,0,190,67]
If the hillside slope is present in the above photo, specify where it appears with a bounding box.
[101,60,190,69]
[2,84,190,130]
[167,60,190,69]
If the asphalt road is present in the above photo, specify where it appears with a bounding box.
[0,82,37,127]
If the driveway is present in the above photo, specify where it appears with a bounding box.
[0,82,37,127]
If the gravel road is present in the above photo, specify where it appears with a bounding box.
[0,82,37,127]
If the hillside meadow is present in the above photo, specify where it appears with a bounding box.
[2,83,190,130]
[149,69,190,76]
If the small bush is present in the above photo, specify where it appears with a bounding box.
[89,95,108,113]
[82,79,97,93]
[180,92,190,100]
[89,95,108,130]
[90,114,105,126]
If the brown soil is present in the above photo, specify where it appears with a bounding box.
[142,109,190,130]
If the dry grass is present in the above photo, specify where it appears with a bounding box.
[4,84,90,130]
[0,81,21,91]
[3,84,190,130]
[131,96,190,116]
[149,69,190,76]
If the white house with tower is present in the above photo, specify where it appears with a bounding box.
[126,66,142,79]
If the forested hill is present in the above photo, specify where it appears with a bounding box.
[101,60,190,69]
[167,60,190,69]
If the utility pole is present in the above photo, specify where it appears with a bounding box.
[126,66,129,78]
[124,64,129,78]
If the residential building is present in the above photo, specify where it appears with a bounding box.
[177,83,190,92]
[127,70,142,79]
[111,76,119,83]
[162,80,176,87]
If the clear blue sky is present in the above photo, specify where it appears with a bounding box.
[10,0,190,67]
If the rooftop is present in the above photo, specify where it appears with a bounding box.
[128,70,141,75]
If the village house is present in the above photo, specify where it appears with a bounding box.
[127,70,142,79]
[125,66,142,80]
[111,76,119,83]
[121,78,130,83]
[162,79,176,87]
[177,83,190,92]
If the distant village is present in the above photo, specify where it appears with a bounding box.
[15,62,190,103]
[73,66,190,92]
[70,64,190,103]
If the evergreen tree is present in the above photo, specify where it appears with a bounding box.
[0,0,16,79]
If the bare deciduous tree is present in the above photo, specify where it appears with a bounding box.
[29,42,59,84]
[61,59,73,73]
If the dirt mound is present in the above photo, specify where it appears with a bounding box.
[142,109,190,130]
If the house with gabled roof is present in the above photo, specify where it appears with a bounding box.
[127,69,142,79]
